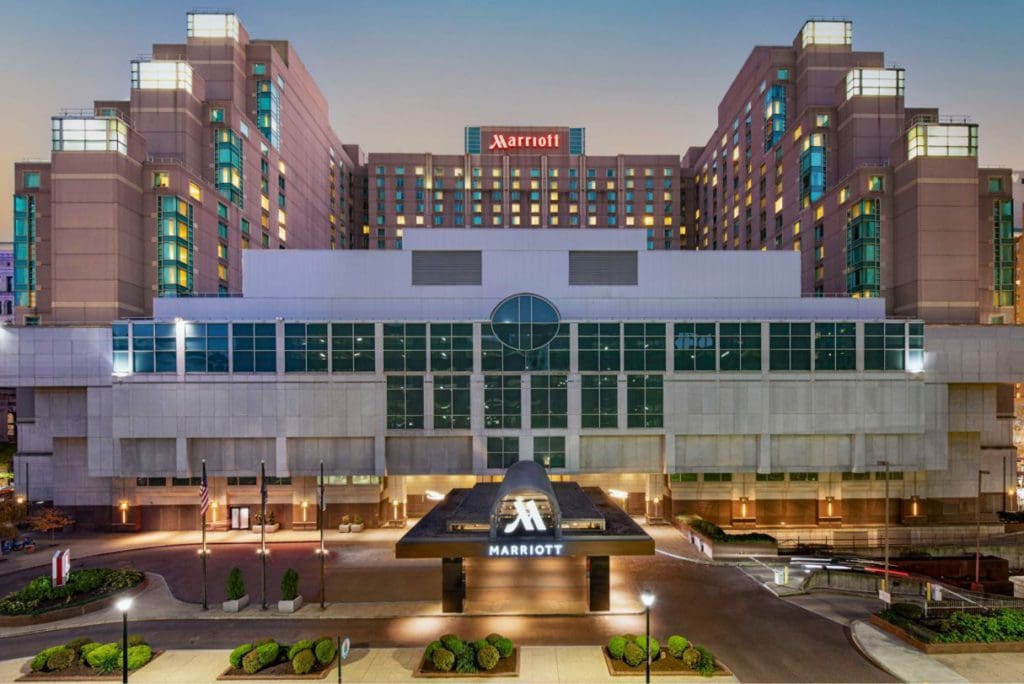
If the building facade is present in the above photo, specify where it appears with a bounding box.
[683,20,1014,325]
[13,12,364,325]
[5,230,1021,531]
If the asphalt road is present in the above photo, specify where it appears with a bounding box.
[0,543,894,683]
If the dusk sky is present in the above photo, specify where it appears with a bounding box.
[2,0,1021,239]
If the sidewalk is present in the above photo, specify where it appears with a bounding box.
[0,646,738,683]
[849,619,966,683]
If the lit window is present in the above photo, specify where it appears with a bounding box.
[252,63,265,76]
[846,68,905,99]
[801,20,852,48]
[186,12,239,40]
[23,171,40,188]
[153,172,169,188]
[907,123,978,160]
[816,113,830,128]
[210,108,224,123]
[868,175,884,192]
[189,182,202,201]
[130,61,193,93]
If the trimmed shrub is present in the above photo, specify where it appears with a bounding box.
[85,643,120,670]
[635,636,659,659]
[454,648,477,673]
[608,635,627,660]
[226,567,246,601]
[65,637,94,655]
[472,639,489,652]
[431,647,455,672]
[353,515,364,525]
[242,649,263,675]
[314,638,337,665]
[79,642,102,663]
[486,633,504,645]
[292,649,316,675]
[252,637,276,647]
[126,645,152,670]
[891,603,924,621]
[127,634,147,647]
[682,646,701,669]
[229,643,253,669]
[281,568,299,601]
[424,640,442,660]
[623,642,644,667]
[45,647,76,672]
[288,640,313,661]
[440,634,466,656]
[477,644,500,671]
[493,636,514,659]
[30,646,66,672]
[667,635,688,658]
[255,642,280,668]
[695,646,716,676]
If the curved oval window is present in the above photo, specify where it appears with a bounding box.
[490,294,560,352]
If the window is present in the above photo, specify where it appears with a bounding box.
[284,323,328,372]
[215,128,244,207]
[988,177,1004,193]
[908,322,924,370]
[264,476,292,486]
[800,133,826,205]
[231,322,276,373]
[184,323,229,373]
[531,375,568,428]
[23,171,40,188]
[383,323,426,371]
[534,436,566,469]
[868,175,884,192]
[755,473,785,482]
[484,375,521,429]
[434,375,471,429]
[703,473,732,482]
[481,327,568,372]
[51,116,128,155]
[210,108,224,123]
[718,323,761,371]
[486,437,519,469]
[814,322,856,370]
[626,374,663,428]
[581,374,617,428]
[846,199,880,298]
[874,471,904,481]
[789,472,819,482]
[136,477,167,487]
[841,472,871,481]
[673,323,716,371]
[386,375,423,429]
[252,63,265,76]
[624,323,666,371]
[171,477,202,487]
[578,323,620,371]
[157,196,194,296]
[330,323,375,372]
[763,84,787,151]
[769,323,811,371]
[777,68,790,81]
[490,294,560,352]
[815,113,830,128]
[351,475,381,486]
[430,324,473,372]
[993,199,1015,308]
[130,322,177,373]
[907,123,977,160]
[152,172,169,188]
[227,477,258,486]
[845,68,905,98]
[112,323,130,373]
[669,473,698,483]
[864,322,905,370]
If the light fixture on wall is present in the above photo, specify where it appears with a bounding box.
[210,499,218,522]
[118,500,129,525]
[301,499,309,522]
[826,495,834,518]
[425,490,445,501]
[910,495,920,517]
[740,496,749,518]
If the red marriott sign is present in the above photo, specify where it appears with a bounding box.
[488,133,561,151]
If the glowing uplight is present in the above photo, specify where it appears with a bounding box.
[425,490,445,501]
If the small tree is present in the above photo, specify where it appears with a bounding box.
[281,568,299,601]
[0,499,26,541]
[227,567,246,600]
[27,507,74,545]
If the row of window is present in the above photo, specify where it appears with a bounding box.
[669,471,904,483]
[374,166,676,178]
[135,475,381,487]
[114,321,924,375]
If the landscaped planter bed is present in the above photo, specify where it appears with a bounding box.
[18,634,160,681]
[871,613,1024,654]
[415,634,518,677]
[218,655,336,680]
[219,637,338,679]
[17,652,164,681]
[603,648,732,677]
[415,648,519,678]
[674,516,777,559]
[0,571,148,627]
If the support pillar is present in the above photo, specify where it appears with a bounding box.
[588,556,610,611]
[442,557,464,613]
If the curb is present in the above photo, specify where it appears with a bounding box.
[848,619,901,681]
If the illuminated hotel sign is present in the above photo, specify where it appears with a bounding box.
[503,499,547,533]
[488,133,561,151]
[488,542,565,557]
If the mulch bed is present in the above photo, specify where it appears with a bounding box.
[603,648,732,677]
[218,655,337,680]
[16,651,164,681]
[414,648,519,678]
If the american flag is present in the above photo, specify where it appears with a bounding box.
[199,462,210,516]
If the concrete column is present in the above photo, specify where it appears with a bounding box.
[588,556,610,611]
[176,436,188,476]
[442,557,465,613]
[275,435,287,477]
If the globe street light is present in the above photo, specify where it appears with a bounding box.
[640,591,656,683]
[115,597,133,684]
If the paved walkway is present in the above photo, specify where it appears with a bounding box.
[0,647,738,683]
[850,620,967,683]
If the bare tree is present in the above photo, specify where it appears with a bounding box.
[27,507,74,545]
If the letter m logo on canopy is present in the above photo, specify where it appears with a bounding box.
[503,498,546,534]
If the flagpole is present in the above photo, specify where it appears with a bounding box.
[260,460,267,611]
[319,460,325,610]
[201,459,208,611]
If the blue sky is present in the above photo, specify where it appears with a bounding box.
[1,0,1020,237]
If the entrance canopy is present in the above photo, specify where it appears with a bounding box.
[396,462,653,559]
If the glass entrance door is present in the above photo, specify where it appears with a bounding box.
[230,506,250,530]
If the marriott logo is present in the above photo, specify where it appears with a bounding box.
[488,133,561,151]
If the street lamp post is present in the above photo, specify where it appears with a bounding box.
[640,591,655,684]
[976,469,991,590]
[116,597,133,684]
[877,460,890,597]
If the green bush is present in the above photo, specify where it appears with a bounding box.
[933,609,1024,644]
[292,649,316,675]
[288,640,313,661]
[255,642,280,668]
[252,637,276,647]
[667,635,688,658]
[226,567,246,601]
[635,636,659,659]
[486,633,504,645]
[126,645,152,670]
[45,647,76,672]
[79,642,102,663]
[623,642,644,667]
[241,649,263,675]
[472,638,489,652]
[424,640,442,660]
[891,603,924,621]
[454,648,477,673]
[30,645,66,672]
[281,568,299,601]
[127,634,147,647]
[85,643,120,670]
[353,515,364,525]
[682,646,701,669]
[493,636,514,659]
[694,646,716,676]
[0,568,144,616]
[314,638,337,665]
[440,634,466,656]
[608,635,627,660]
[431,647,455,672]
[477,644,500,671]
[65,637,94,654]
[229,643,253,669]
